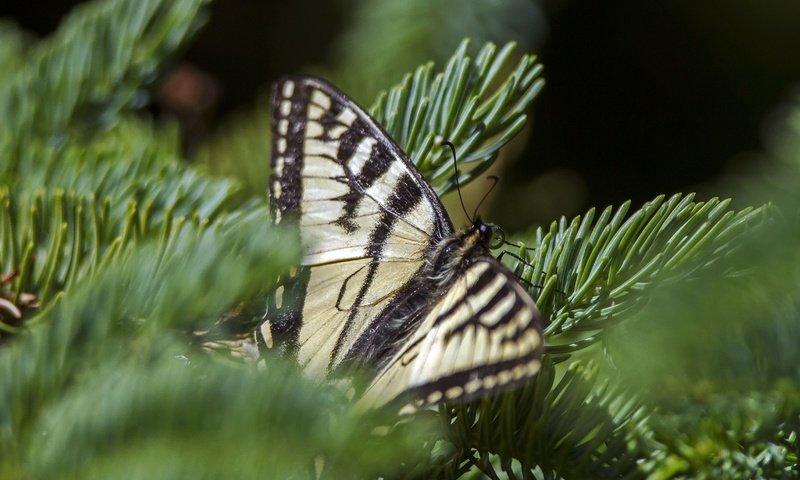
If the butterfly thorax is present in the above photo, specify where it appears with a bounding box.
[339,222,499,376]
[428,218,501,286]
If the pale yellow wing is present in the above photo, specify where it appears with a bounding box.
[266,76,454,376]
[358,258,544,411]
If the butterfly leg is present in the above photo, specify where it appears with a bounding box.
[334,261,374,312]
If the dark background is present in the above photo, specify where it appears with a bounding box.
[4,0,800,228]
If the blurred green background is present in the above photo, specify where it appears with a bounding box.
[5,0,800,230]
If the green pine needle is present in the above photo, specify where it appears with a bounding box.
[502,194,768,357]
[0,0,208,144]
[370,39,544,194]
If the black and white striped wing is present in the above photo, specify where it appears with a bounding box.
[359,257,543,410]
[268,76,453,377]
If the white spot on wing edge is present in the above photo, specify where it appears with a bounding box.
[273,180,282,199]
[280,100,291,116]
[274,156,285,177]
[260,321,274,348]
[464,378,482,394]
[328,125,347,139]
[278,119,289,135]
[277,138,287,153]
[281,81,295,98]
[275,285,284,308]
[445,385,464,399]
[527,358,542,375]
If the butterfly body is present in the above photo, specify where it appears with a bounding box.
[263,75,543,410]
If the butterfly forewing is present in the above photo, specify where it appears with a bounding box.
[266,75,544,410]
[269,76,452,376]
[270,76,452,261]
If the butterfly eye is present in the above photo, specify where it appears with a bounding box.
[488,225,505,250]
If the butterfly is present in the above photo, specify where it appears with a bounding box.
[261,75,544,411]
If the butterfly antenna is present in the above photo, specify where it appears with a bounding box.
[472,175,499,220]
[443,141,471,224]
[503,240,536,252]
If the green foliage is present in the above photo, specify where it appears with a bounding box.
[505,194,767,358]
[1,0,798,478]
[0,20,32,82]
[370,39,544,194]
[0,0,208,146]
[194,94,273,196]
[331,0,547,104]
[437,359,654,479]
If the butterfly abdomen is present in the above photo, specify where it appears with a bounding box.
[345,224,497,374]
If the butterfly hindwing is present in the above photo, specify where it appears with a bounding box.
[266,75,544,410]
[359,257,543,410]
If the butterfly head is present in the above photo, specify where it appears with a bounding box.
[474,217,506,250]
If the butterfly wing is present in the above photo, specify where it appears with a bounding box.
[358,256,544,410]
[267,76,454,377]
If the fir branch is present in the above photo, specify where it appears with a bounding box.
[331,0,546,103]
[604,193,800,476]
[370,39,544,194]
[0,216,300,473]
[0,20,32,83]
[503,194,768,358]
[5,118,250,219]
[0,187,267,339]
[0,0,791,474]
[437,360,652,479]
[0,218,434,479]
[423,195,770,479]
[0,0,209,144]
[26,357,434,479]
[194,93,273,196]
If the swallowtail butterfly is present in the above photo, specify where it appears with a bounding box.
[261,75,544,411]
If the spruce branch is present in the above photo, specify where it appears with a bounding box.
[370,39,544,194]
[0,216,300,472]
[0,0,208,145]
[5,118,249,219]
[0,187,267,340]
[439,359,653,479]
[503,193,768,358]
